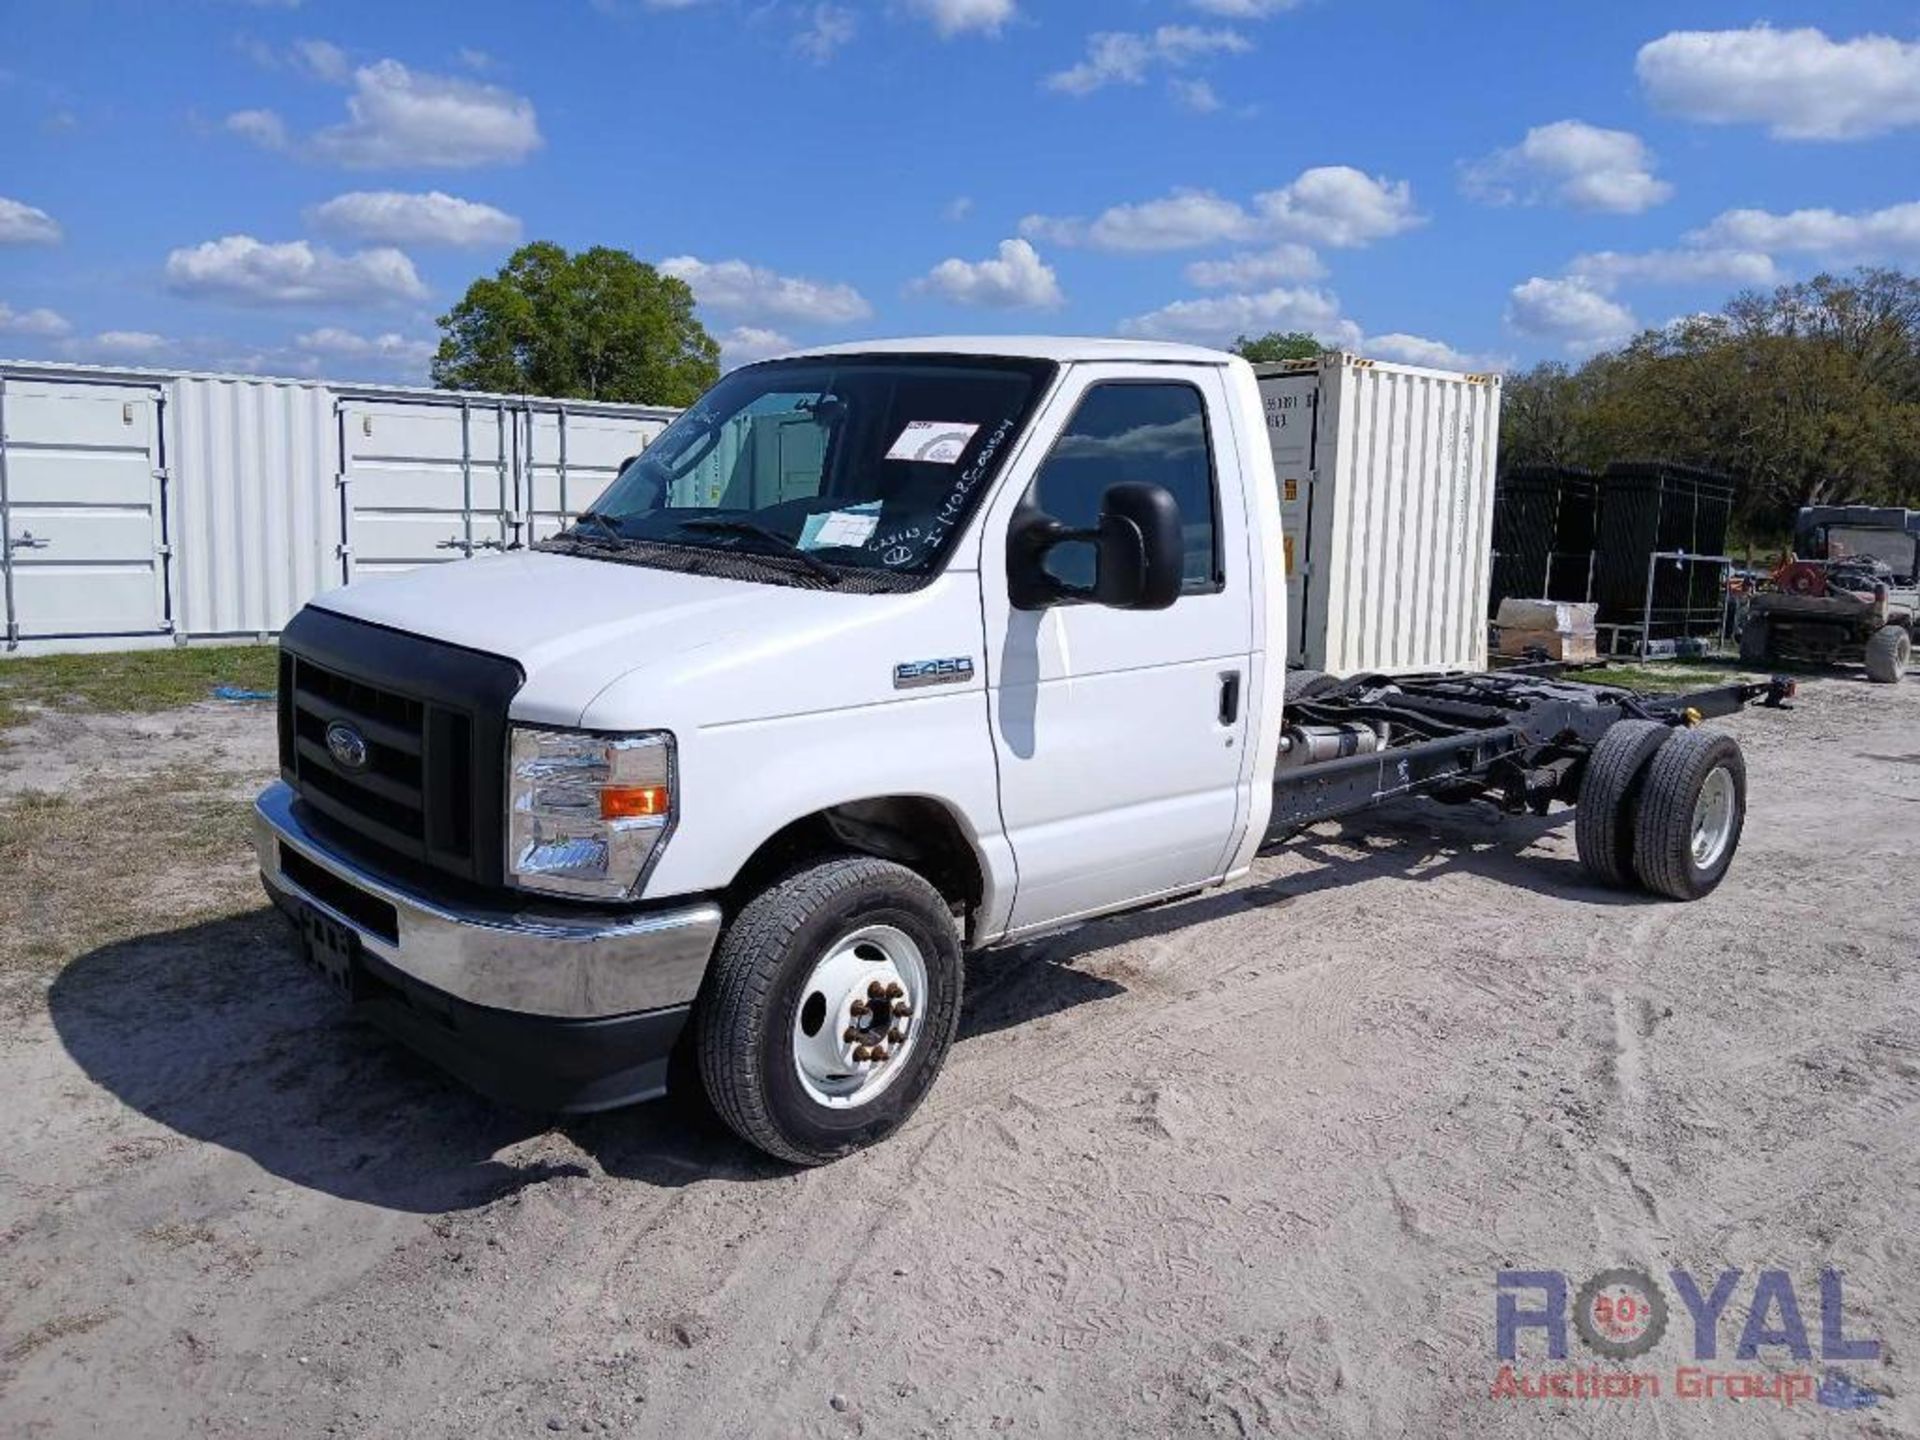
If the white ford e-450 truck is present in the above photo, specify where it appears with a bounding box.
[256,338,1790,1164]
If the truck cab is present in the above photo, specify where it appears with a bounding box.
[257,338,1769,1164]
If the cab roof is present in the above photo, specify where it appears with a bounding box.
[779,335,1238,366]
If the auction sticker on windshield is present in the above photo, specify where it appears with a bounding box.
[800,503,881,550]
[887,421,980,465]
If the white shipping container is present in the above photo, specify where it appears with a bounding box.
[1256,354,1501,676]
[0,360,675,655]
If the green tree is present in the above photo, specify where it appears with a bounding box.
[1230,330,1328,363]
[433,242,720,405]
[1497,268,1920,537]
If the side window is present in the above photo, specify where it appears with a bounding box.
[1026,382,1221,595]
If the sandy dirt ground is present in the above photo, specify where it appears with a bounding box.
[0,675,1916,1438]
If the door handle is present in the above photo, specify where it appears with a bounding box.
[436,537,473,554]
[10,530,51,550]
[1218,670,1242,726]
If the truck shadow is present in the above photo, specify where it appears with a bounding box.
[47,908,767,1213]
[49,806,1655,1209]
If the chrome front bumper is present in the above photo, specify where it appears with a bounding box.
[254,781,722,1020]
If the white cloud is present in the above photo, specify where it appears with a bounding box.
[1046,27,1250,96]
[1169,78,1222,113]
[1567,247,1781,291]
[909,0,1015,39]
[1186,0,1304,14]
[1687,201,1920,262]
[1257,166,1423,246]
[911,238,1064,310]
[75,331,173,358]
[1461,120,1671,214]
[0,301,72,337]
[164,235,427,306]
[295,326,435,365]
[793,4,856,63]
[659,255,872,326]
[309,190,521,247]
[0,196,62,245]
[1638,25,1920,141]
[1362,333,1508,373]
[1023,190,1256,251]
[310,60,542,168]
[225,108,289,150]
[1024,167,1419,255]
[717,326,794,370]
[1119,285,1358,347]
[1184,242,1324,288]
[292,37,351,83]
[1505,276,1638,354]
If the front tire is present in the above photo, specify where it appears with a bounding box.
[1630,728,1747,901]
[696,855,963,1165]
[1865,623,1910,684]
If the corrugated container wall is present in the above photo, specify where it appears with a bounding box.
[0,360,675,655]
[1256,355,1501,676]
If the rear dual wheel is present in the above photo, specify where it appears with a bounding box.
[1576,723,1747,900]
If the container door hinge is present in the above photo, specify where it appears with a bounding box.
[155,543,173,557]
[335,543,353,559]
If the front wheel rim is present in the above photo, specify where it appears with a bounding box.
[791,924,929,1109]
[1691,765,1737,870]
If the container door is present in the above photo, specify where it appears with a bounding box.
[521,407,669,545]
[1256,372,1319,665]
[0,376,170,645]
[339,398,510,576]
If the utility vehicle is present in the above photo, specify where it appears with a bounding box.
[1741,505,1917,683]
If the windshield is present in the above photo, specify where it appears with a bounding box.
[1817,525,1919,583]
[552,355,1055,584]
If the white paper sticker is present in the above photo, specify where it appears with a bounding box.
[799,505,881,550]
[886,421,980,465]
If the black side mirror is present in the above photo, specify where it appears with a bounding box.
[1007,481,1183,612]
[1093,481,1184,610]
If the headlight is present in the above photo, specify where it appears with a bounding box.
[507,727,674,899]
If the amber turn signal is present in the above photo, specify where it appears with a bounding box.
[600,784,671,820]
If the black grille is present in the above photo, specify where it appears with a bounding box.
[278,608,522,887]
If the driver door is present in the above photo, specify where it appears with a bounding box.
[979,365,1255,933]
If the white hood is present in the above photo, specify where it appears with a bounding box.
[311,550,984,729]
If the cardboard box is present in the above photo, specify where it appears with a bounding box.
[1494,598,1598,635]
[1496,628,1598,663]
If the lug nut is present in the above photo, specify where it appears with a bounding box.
[869,1047,889,1062]
[843,1027,863,1044]
[888,1027,907,1044]
[850,999,870,1017]
[886,982,905,999]
[852,1045,872,1062]
[892,1001,913,1018]
[867,981,887,999]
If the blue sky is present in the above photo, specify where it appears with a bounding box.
[2,0,1917,384]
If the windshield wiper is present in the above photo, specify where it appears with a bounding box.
[567,510,635,545]
[674,517,843,585]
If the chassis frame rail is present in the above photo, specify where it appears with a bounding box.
[1269,671,1791,836]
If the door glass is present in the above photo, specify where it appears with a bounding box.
[1027,383,1221,594]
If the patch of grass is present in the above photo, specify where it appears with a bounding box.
[1564,660,1764,693]
[0,766,260,1008]
[0,645,277,733]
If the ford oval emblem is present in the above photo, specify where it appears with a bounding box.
[325,720,371,772]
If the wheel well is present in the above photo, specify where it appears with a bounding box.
[724,797,986,937]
